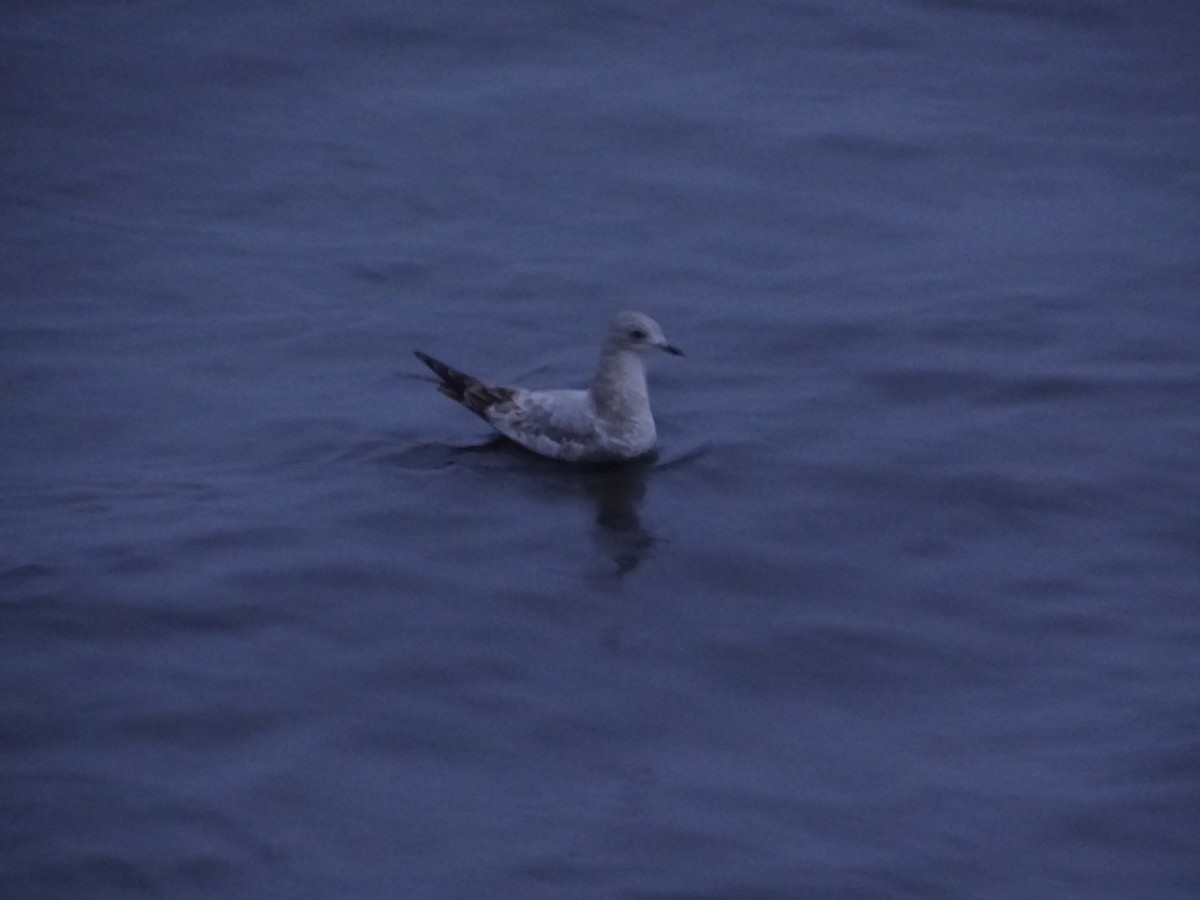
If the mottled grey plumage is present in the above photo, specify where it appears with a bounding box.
[414,311,682,463]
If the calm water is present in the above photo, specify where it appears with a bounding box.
[3,2,1199,898]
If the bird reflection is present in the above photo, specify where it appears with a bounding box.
[581,460,655,576]
[392,435,659,577]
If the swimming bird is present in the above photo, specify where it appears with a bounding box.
[414,311,682,463]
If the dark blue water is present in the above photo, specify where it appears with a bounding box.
[3,2,1199,897]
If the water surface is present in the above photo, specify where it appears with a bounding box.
[3,2,1199,898]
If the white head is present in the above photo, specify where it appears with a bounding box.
[605,311,683,357]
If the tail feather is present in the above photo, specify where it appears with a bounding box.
[414,350,514,418]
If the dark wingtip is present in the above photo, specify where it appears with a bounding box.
[414,350,444,374]
[413,350,449,382]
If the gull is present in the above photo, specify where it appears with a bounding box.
[415,311,682,463]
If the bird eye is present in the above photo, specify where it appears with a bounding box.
[629,329,647,341]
